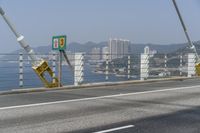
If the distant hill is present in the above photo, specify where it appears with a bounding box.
[170,41,200,55]
[67,41,190,54]
[130,43,187,54]
[67,41,107,53]
[29,41,190,54]
[2,41,200,61]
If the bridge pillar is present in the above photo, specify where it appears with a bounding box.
[187,53,195,77]
[140,53,149,80]
[74,53,84,86]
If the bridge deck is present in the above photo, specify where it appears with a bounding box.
[0,78,200,133]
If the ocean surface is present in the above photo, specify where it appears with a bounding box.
[0,62,139,91]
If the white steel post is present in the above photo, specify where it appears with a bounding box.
[187,53,195,77]
[140,53,149,80]
[74,53,84,86]
[164,55,167,73]
[180,54,183,76]
[19,52,23,88]
[52,52,57,83]
[128,55,131,80]
[106,53,109,81]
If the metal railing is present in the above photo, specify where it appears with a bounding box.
[0,52,196,91]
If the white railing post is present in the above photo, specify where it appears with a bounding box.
[106,53,109,81]
[74,53,84,86]
[180,54,183,76]
[52,52,57,83]
[164,54,167,73]
[140,53,149,80]
[128,55,131,80]
[19,52,23,88]
[187,53,195,77]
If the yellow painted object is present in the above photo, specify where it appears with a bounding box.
[32,60,59,88]
[195,63,200,76]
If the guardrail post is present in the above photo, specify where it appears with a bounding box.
[74,53,84,86]
[52,52,57,83]
[19,52,23,88]
[106,53,109,81]
[180,54,183,76]
[164,54,167,73]
[140,53,149,80]
[187,53,195,77]
[128,55,131,80]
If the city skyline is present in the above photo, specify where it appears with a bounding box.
[0,0,200,53]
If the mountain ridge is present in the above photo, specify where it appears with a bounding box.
[3,41,200,57]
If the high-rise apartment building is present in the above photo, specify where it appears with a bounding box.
[144,46,157,57]
[108,38,130,60]
[144,46,150,54]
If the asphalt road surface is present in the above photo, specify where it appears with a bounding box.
[0,78,200,133]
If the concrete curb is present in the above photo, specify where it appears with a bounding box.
[0,77,198,95]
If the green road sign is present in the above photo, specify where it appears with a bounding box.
[52,35,67,51]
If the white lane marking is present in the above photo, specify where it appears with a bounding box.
[93,125,135,133]
[0,85,200,111]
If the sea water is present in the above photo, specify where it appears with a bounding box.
[0,62,138,91]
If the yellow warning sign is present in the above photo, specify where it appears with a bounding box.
[60,38,65,48]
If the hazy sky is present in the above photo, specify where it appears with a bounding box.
[0,0,200,52]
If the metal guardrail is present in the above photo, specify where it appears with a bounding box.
[0,52,196,91]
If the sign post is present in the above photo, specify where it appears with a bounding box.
[58,51,62,87]
[52,35,67,87]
